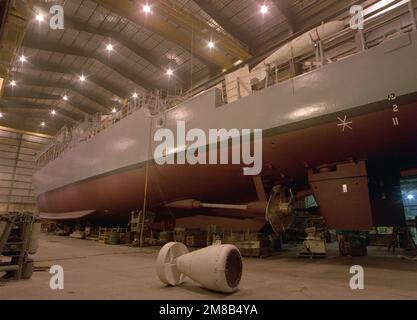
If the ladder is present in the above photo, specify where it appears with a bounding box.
[0,213,37,280]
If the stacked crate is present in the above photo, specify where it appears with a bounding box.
[173,228,185,243]
[173,228,207,248]
[185,229,207,248]
[98,227,127,245]
[159,231,174,244]
[225,232,271,258]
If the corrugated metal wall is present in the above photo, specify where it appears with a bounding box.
[0,127,50,214]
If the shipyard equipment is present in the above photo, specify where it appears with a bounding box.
[337,231,368,257]
[0,212,41,280]
[156,242,242,293]
[298,227,327,258]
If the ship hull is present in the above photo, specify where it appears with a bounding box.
[36,97,417,227]
[34,31,417,230]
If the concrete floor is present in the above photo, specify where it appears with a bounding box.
[1,234,417,300]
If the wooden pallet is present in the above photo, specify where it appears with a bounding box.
[98,227,127,244]
[298,252,326,259]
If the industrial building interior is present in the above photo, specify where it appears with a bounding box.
[1,0,417,301]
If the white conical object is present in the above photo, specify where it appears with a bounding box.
[156,242,243,293]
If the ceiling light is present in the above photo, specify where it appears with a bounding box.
[407,194,415,200]
[0,113,3,119]
[41,122,46,127]
[106,43,114,52]
[112,108,117,114]
[10,80,16,87]
[143,4,152,14]
[132,92,138,99]
[260,5,269,15]
[166,69,173,76]
[62,95,68,101]
[36,13,44,22]
[19,55,27,63]
[233,60,243,66]
[208,41,215,49]
[79,75,86,82]
[51,109,56,116]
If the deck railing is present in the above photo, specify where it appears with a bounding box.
[35,91,171,168]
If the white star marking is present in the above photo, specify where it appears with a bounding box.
[337,116,353,131]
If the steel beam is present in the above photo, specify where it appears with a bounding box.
[193,0,255,51]
[94,0,232,69]
[0,107,69,133]
[63,16,186,85]
[19,60,130,99]
[0,124,52,139]
[271,0,297,34]
[3,90,62,101]
[0,97,84,121]
[409,0,417,31]
[0,105,77,124]
[155,0,251,60]
[13,72,111,111]
[23,37,155,91]
[2,88,97,115]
